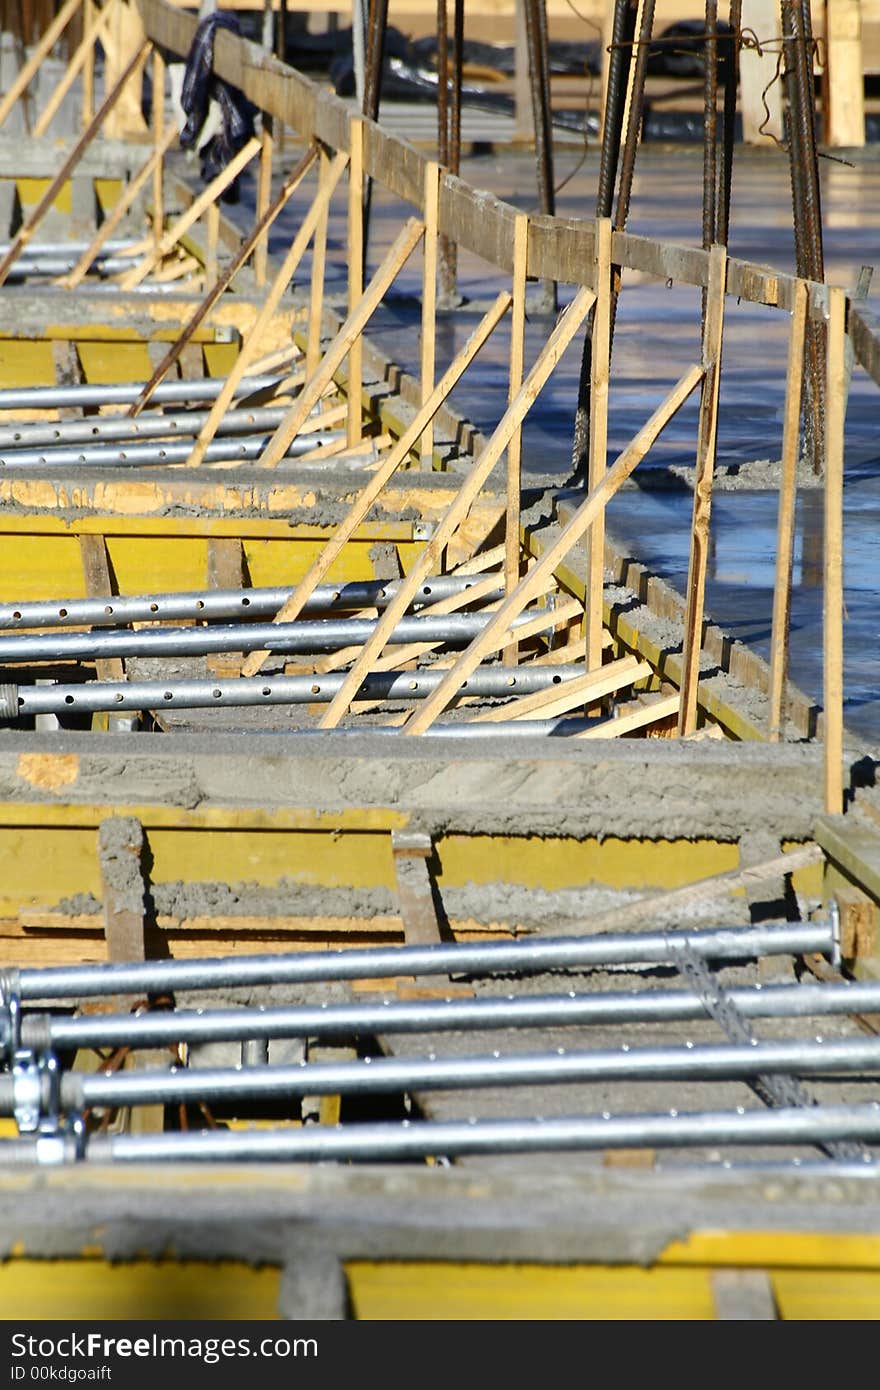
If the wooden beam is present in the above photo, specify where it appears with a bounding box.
[587,216,612,673]
[768,278,808,741]
[254,115,274,286]
[306,145,332,377]
[419,161,440,469]
[119,134,262,290]
[504,211,528,665]
[34,0,122,138]
[347,118,364,449]
[151,46,165,241]
[824,0,865,148]
[98,815,147,963]
[824,285,846,815]
[576,691,681,738]
[403,362,704,734]
[79,535,126,684]
[238,293,511,679]
[677,245,727,736]
[0,39,151,289]
[187,148,348,466]
[259,217,426,468]
[739,0,783,143]
[320,285,596,729]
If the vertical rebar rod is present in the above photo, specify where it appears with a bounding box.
[361,0,390,283]
[716,0,741,247]
[524,0,557,312]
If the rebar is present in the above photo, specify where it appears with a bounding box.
[11,662,583,718]
[716,0,741,247]
[0,431,341,469]
[523,0,557,311]
[30,1033,880,1113]
[0,372,294,414]
[0,609,551,665]
[13,921,835,1001]
[0,575,499,630]
[25,977,880,1054]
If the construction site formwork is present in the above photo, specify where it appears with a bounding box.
[1,0,880,1320]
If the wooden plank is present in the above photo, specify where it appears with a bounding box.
[824,0,866,147]
[306,146,332,377]
[739,0,783,143]
[768,279,808,740]
[677,245,727,736]
[587,217,612,673]
[319,285,596,729]
[504,211,528,665]
[58,123,177,290]
[98,815,147,962]
[391,830,443,946]
[120,135,262,290]
[420,162,440,469]
[187,149,348,465]
[470,656,651,723]
[259,217,425,468]
[404,362,704,734]
[34,0,122,138]
[849,301,880,391]
[0,40,151,289]
[815,816,880,905]
[79,534,126,684]
[347,118,364,449]
[575,692,681,738]
[824,285,846,815]
[254,115,274,286]
[151,46,165,241]
[0,0,83,131]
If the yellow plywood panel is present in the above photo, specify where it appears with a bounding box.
[346,1261,716,1320]
[242,538,382,588]
[104,535,207,593]
[663,1230,880,1270]
[773,1270,880,1319]
[16,178,71,213]
[0,1260,280,1320]
[435,835,739,892]
[0,535,85,601]
[202,341,239,376]
[146,828,397,892]
[94,178,123,214]
[0,827,101,915]
[0,340,56,388]
[77,341,153,385]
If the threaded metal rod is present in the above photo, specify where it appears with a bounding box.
[26,976,880,1053]
[14,922,834,1001]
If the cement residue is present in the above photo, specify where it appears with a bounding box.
[655,456,824,492]
[97,816,146,916]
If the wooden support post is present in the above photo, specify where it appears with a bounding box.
[403,363,704,734]
[188,149,348,466]
[320,286,596,729]
[0,0,82,131]
[57,123,177,290]
[259,217,425,470]
[587,217,612,673]
[151,47,165,244]
[98,816,147,962]
[504,212,528,665]
[130,145,317,418]
[254,116,274,287]
[239,291,511,678]
[823,0,865,148]
[768,278,808,740]
[739,0,783,143]
[120,135,261,290]
[824,285,846,814]
[677,245,728,736]
[205,199,220,285]
[79,535,126,684]
[391,830,443,946]
[347,119,365,449]
[420,162,440,470]
[82,0,96,129]
[307,146,332,378]
[0,39,150,289]
[34,0,120,138]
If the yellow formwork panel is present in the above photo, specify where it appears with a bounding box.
[0,534,87,601]
[202,342,240,376]
[16,178,71,212]
[435,834,739,892]
[104,534,208,595]
[772,1270,880,1319]
[0,826,103,915]
[346,1261,716,1320]
[93,179,123,214]
[0,1260,280,1320]
[77,341,153,385]
[0,340,56,389]
[242,537,382,588]
[145,828,397,893]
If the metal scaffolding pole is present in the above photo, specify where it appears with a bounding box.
[0,405,292,451]
[12,921,835,1001]
[0,431,342,469]
[0,372,295,414]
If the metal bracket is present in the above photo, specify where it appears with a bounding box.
[412,521,436,541]
[12,1052,41,1133]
